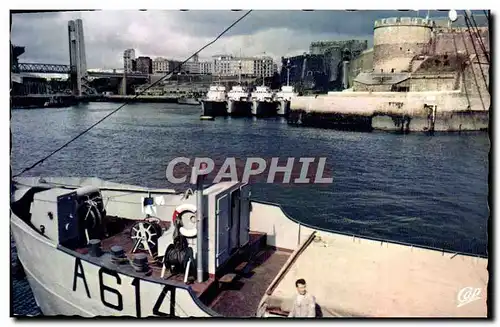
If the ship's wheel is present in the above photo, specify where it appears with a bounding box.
[130,220,162,256]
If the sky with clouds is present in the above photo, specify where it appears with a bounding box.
[10,10,486,70]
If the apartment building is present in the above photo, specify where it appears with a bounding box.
[123,49,135,73]
[212,55,275,77]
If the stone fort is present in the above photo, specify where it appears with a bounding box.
[349,15,490,105]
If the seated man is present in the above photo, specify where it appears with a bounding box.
[288,278,316,318]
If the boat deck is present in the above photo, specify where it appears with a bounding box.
[77,219,217,297]
[264,232,488,317]
[209,247,291,317]
[77,218,291,316]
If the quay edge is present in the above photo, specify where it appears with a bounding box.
[11,95,183,109]
[288,91,489,133]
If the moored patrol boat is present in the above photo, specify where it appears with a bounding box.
[201,85,227,117]
[227,60,252,117]
[10,175,488,317]
[275,59,296,117]
[227,85,252,117]
[251,86,278,117]
[275,86,296,117]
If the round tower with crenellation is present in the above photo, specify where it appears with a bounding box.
[373,17,434,73]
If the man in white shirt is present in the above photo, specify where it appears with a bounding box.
[288,278,316,317]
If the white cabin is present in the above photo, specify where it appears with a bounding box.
[205,85,227,102]
[251,86,276,102]
[228,85,251,102]
[275,85,297,102]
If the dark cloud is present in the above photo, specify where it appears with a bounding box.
[10,10,488,70]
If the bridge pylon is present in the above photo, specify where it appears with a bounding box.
[120,74,127,95]
[68,19,95,96]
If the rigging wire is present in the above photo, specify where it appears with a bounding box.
[452,33,470,109]
[483,10,490,21]
[459,25,486,111]
[482,10,492,99]
[463,12,489,94]
[13,10,253,178]
[467,12,490,64]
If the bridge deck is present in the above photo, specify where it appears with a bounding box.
[15,63,148,77]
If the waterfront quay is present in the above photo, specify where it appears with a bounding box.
[11,94,99,109]
[95,95,179,103]
[11,94,186,108]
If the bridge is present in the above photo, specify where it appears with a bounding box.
[11,18,151,96]
[14,62,149,79]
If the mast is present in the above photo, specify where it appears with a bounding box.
[261,59,265,87]
[239,48,242,85]
[217,56,222,86]
[286,59,291,86]
[238,60,242,85]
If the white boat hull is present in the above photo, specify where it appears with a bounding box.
[251,101,278,117]
[11,177,488,318]
[277,100,291,116]
[201,100,227,117]
[11,213,214,317]
[227,100,252,117]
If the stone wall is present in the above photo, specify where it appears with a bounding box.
[462,62,490,109]
[352,83,392,92]
[348,49,373,86]
[408,74,457,92]
[373,43,431,72]
[429,27,490,107]
[432,27,489,58]
[373,17,433,72]
[290,91,488,115]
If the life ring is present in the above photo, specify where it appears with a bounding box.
[172,203,198,238]
[180,226,198,238]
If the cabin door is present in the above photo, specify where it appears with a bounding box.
[216,193,230,267]
[229,189,241,254]
[239,184,251,247]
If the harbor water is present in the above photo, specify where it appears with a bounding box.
[10,102,490,316]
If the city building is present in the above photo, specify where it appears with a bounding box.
[136,56,153,74]
[123,49,135,73]
[153,57,203,74]
[199,61,213,75]
[150,54,275,77]
[240,59,255,76]
[213,55,233,76]
[168,60,181,73]
[212,55,276,77]
[253,56,275,78]
[152,57,169,73]
[182,60,200,74]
